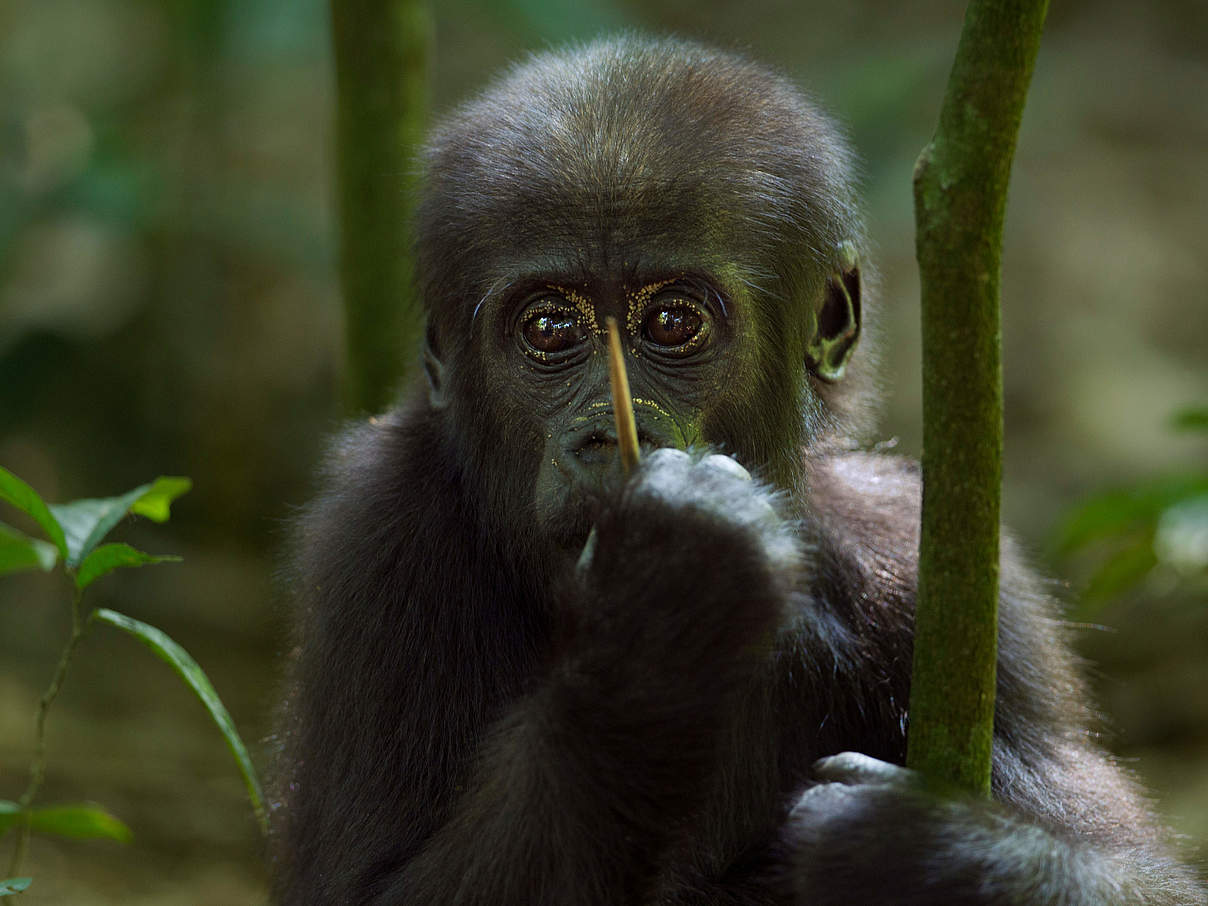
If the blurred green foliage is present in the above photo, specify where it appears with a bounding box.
[0,467,264,895]
[1054,408,1208,614]
[0,877,31,897]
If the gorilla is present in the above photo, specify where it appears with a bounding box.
[272,36,1206,905]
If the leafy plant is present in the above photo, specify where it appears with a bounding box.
[1053,406,1208,615]
[0,466,266,896]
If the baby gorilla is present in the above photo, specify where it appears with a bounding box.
[271,36,1206,904]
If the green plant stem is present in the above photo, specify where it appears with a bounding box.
[330,0,433,414]
[907,0,1048,796]
[8,587,91,876]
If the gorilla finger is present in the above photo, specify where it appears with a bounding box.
[701,454,751,481]
[812,752,915,787]
[645,447,692,469]
[575,526,599,577]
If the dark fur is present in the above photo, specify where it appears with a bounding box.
[272,37,1206,904]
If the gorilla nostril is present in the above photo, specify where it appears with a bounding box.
[574,431,617,465]
[636,429,660,449]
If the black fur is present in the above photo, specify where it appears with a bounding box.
[271,37,1206,904]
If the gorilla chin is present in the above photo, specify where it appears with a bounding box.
[532,470,603,555]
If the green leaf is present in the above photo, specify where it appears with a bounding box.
[46,476,192,567]
[1171,406,1208,433]
[0,466,67,558]
[92,609,268,836]
[30,805,132,843]
[1074,540,1160,617]
[1052,475,1208,555]
[48,484,152,567]
[0,801,22,836]
[0,800,130,843]
[130,477,192,523]
[75,543,180,591]
[0,523,59,577]
[0,878,31,896]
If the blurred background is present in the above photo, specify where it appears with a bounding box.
[1,0,1205,901]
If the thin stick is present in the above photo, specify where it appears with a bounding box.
[605,317,640,474]
[10,588,90,876]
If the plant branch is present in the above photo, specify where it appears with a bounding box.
[329,0,433,414]
[8,586,91,876]
[906,0,1049,795]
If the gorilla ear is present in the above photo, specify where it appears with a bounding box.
[806,263,861,383]
[423,323,449,410]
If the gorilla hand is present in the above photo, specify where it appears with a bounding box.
[563,448,801,750]
[788,752,1127,906]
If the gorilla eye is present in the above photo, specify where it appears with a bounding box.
[521,309,587,357]
[643,305,705,352]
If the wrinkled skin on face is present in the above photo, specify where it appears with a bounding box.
[484,273,767,548]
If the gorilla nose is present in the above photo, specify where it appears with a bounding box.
[564,419,662,476]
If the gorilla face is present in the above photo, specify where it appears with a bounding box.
[438,258,860,552]
[489,272,743,547]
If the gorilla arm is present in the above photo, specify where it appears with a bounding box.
[277,421,1205,906]
[783,453,1206,906]
[373,449,800,905]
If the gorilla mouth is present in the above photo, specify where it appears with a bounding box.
[570,422,661,469]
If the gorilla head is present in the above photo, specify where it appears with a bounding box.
[415,39,870,548]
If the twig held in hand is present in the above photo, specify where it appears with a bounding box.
[605,316,641,474]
